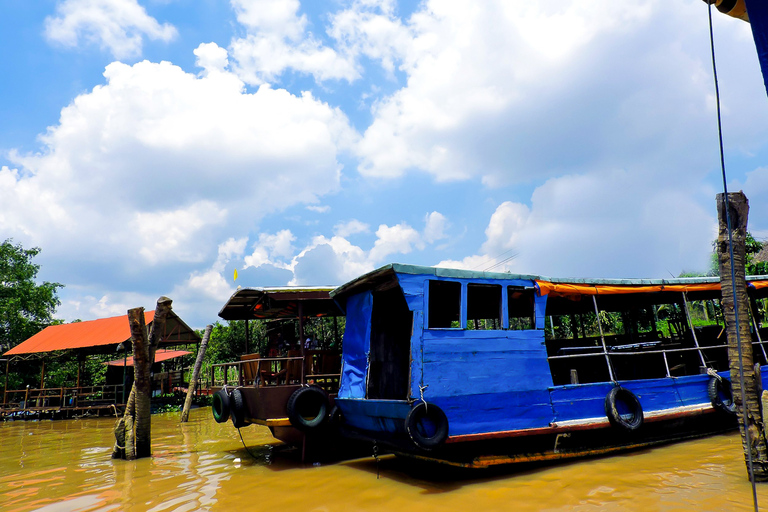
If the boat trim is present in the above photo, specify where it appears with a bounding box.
[445,402,715,443]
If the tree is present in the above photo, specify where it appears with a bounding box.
[0,239,63,351]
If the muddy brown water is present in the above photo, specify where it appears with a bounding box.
[1,408,768,511]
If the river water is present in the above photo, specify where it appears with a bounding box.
[1,408,767,511]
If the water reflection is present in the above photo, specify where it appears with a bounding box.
[1,409,767,511]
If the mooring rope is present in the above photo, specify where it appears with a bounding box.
[237,427,260,460]
[707,3,759,509]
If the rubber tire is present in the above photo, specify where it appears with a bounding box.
[708,376,737,415]
[212,388,230,423]
[230,388,248,429]
[405,402,449,451]
[605,387,643,432]
[287,386,329,431]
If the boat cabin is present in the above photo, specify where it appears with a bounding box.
[330,264,768,466]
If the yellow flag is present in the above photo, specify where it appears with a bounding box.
[234,269,238,281]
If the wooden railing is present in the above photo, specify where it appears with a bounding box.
[1,384,125,413]
[209,351,341,393]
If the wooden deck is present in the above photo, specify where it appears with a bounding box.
[1,385,126,419]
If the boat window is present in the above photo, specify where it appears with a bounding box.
[428,280,462,328]
[508,286,535,330]
[467,284,502,330]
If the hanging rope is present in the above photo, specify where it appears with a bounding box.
[707,3,759,508]
[237,427,261,460]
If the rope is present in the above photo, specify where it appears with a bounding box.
[419,384,428,412]
[707,3,759,508]
[372,441,380,479]
[237,427,260,460]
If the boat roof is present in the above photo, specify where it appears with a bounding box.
[4,310,200,358]
[218,286,343,321]
[330,263,768,300]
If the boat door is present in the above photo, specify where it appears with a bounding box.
[367,286,413,400]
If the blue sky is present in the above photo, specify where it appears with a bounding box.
[1,0,767,328]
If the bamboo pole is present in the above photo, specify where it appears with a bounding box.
[716,191,768,481]
[180,325,211,422]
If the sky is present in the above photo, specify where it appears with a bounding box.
[1,0,767,329]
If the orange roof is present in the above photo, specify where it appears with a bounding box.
[104,349,191,367]
[4,311,155,356]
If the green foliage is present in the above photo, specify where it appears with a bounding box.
[683,232,768,278]
[0,239,63,351]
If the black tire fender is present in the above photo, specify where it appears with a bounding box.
[405,402,449,450]
[230,388,249,428]
[212,388,230,424]
[287,386,329,431]
[708,376,737,415]
[604,387,643,432]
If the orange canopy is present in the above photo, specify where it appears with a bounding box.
[536,281,724,298]
[104,349,191,367]
[4,312,155,356]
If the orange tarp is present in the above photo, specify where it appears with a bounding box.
[104,349,191,367]
[4,311,155,356]
[536,281,723,298]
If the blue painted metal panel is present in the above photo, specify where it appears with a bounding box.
[551,375,713,424]
[432,390,554,435]
[422,330,553,396]
[420,329,554,433]
[673,374,712,406]
[335,398,412,433]
[534,293,547,329]
[621,379,682,411]
[550,382,615,422]
[337,291,372,399]
[409,310,424,401]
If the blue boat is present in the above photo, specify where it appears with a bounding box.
[330,264,768,467]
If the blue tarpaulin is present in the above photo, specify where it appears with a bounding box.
[337,291,372,399]
[746,0,768,96]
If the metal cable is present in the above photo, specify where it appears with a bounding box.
[708,3,759,508]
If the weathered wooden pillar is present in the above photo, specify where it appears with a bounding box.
[180,324,211,423]
[716,191,768,481]
[112,297,173,460]
[39,359,46,390]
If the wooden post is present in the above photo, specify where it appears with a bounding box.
[112,297,173,460]
[180,324,211,422]
[245,319,249,354]
[39,359,46,389]
[716,191,768,481]
[3,359,9,405]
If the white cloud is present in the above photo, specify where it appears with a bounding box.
[333,219,370,237]
[194,42,230,75]
[44,0,177,59]
[1,53,359,329]
[229,0,358,84]
[353,0,767,186]
[438,170,714,278]
[423,211,448,243]
[368,222,423,263]
[244,230,297,269]
[306,205,330,213]
[133,201,227,265]
[327,0,411,75]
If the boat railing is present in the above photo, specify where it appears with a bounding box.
[209,354,341,392]
[547,339,767,381]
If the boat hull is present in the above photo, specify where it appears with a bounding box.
[340,405,737,468]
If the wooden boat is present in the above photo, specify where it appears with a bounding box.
[330,264,768,468]
[210,286,350,460]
